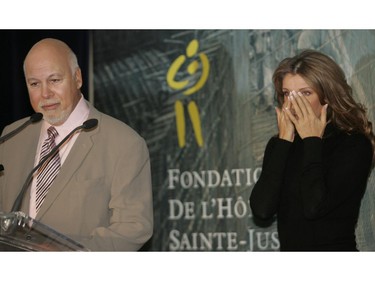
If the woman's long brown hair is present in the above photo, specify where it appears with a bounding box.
[272,49,375,165]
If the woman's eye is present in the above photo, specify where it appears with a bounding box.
[282,91,290,97]
[302,91,311,96]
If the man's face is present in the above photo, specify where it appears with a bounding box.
[24,46,82,125]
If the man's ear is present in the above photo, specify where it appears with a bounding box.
[75,68,83,89]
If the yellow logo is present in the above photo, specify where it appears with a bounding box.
[166,39,210,148]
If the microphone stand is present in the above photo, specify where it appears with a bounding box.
[1,113,43,173]
[0,113,43,144]
[11,119,98,213]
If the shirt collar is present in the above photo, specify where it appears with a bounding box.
[41,95,90,139]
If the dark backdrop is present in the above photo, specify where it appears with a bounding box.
[0,30,90,133]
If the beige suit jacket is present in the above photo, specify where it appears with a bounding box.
[0,103,153,251]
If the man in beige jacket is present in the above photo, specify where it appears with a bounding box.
[0,38,153,251]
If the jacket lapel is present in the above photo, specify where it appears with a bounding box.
[18,122,42,214]
[36,106,101,220]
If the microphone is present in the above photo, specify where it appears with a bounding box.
[0,113,43,144]
[11,118,98,213]
[82,118,98,130]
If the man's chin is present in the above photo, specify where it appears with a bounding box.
[43,113,68,126]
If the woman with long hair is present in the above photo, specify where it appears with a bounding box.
[250,49,375,251]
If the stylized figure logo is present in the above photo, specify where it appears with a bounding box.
[166,39,210,148]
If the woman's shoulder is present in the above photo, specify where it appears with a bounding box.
[332,128,372,156]
[326,123,370,144]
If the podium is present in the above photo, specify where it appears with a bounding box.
[0,212,89,251]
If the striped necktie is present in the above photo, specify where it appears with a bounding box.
[36,126,61,213]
